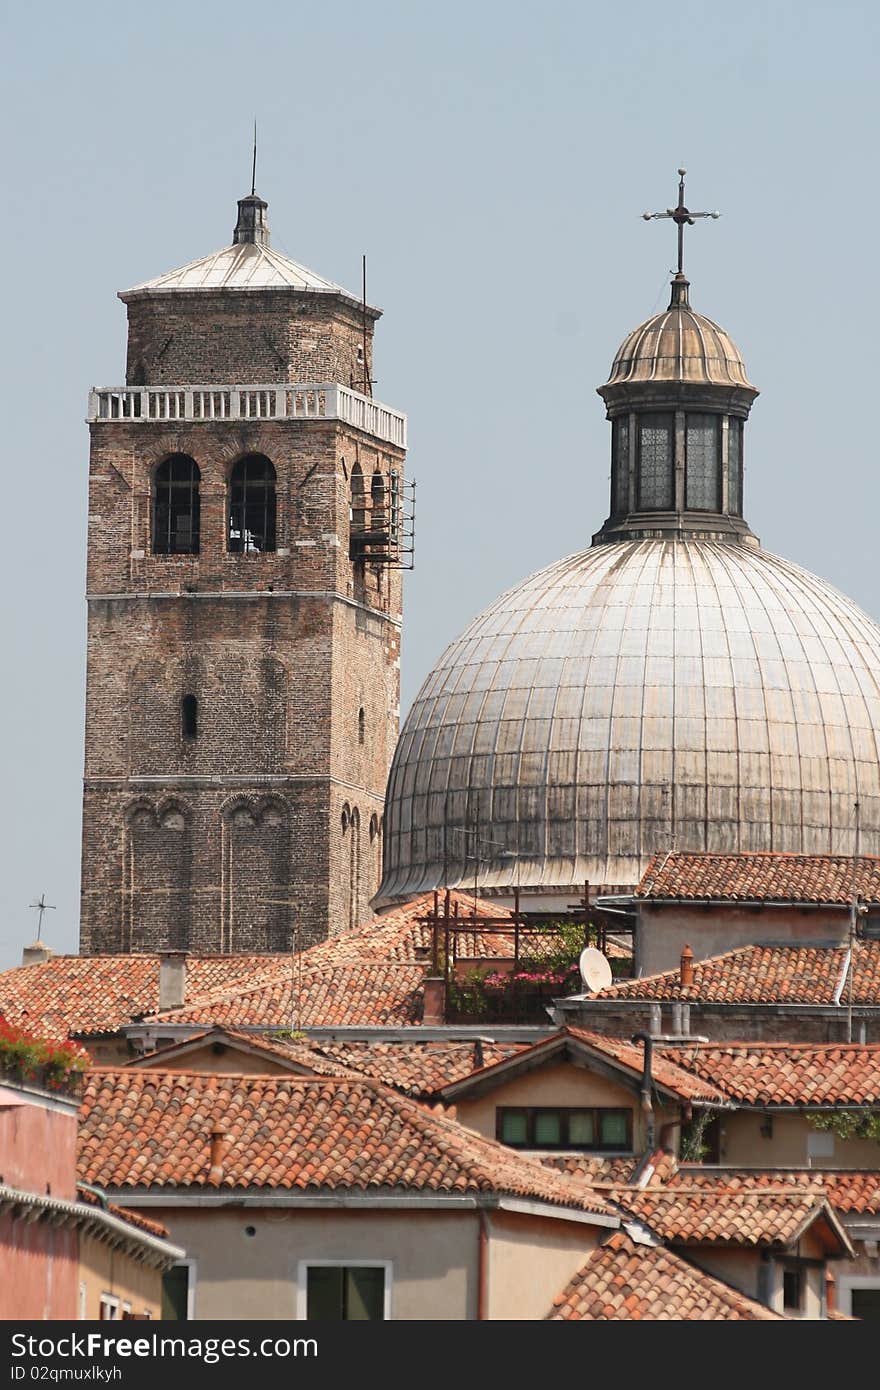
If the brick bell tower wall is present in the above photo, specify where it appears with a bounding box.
[81,284,403,954]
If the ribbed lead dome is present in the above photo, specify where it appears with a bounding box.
[379,540,880,901]
[602,276,756,393]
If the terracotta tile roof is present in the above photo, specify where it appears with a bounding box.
[304,891,515,965]
[131,1028,360,1078]
[292,1040,529,1096]
[610,1186,844,1249]
[669,1167,880,1216]
[76,1185,170,1239]
[0,954,288,1042]
[547,1231,781,1320]
[77,1069,614,1217]
[438,1027,725,1105]
[147,961,427,1029]
[658,1041,880,1106]
[540,1155,639,1185]
[596,941,880,1004]
[0,893,507,1042]
[636,851,880,904]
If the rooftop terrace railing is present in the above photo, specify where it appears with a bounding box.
[87,382,406,449]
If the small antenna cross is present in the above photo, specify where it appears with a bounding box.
[642,169,720,276]
[28,893,56,942]
[251,120,257,196]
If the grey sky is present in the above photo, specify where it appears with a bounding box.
[1,0,878,966]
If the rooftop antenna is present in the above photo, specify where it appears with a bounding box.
[642,168,720,277]
[251,119,258,196]
[28,893,56,942]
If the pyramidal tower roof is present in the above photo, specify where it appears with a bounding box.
[119,191,376,314]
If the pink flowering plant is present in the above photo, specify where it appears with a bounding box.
[0,1016,88,1095]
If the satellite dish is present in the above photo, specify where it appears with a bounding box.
[579,947,613,993]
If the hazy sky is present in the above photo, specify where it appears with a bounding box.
[1,0,878,966]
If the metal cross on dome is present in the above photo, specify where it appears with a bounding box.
[642,169,720,276]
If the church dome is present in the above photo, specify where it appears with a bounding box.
[379,541,880,900]
[379,174,880,905]
[602,276,756,394]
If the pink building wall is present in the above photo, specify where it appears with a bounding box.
[0,1087,78,1200]
[0,1211,77,1320]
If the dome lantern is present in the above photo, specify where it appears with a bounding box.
[594,171,759,546]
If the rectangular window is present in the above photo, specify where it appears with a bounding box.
[685,413,721,510]
[783,1268,804,1311]
[637,413,674,510]
[305,1265,387,1321]
[850,1287,880,1320]
[728,417,743,515]
[496,1107,632,1152]
[161,1264,191,1322]
[611,416,630,515]
[99,1295,120,1321]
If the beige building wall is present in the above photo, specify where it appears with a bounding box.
[132,1044,292,1075]
[454,1060,678,1154]
[486,1209,600,1321]
[79,1233,164,1320]
[717,1111,880,1168]
[142,1207,478,1320]
[637,903,849,976]
[130,1204,608,1321]
[686,1229,827,1318]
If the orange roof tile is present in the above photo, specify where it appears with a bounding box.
[0,954,288,1042]
[669,1167,880,1216]
[610,1186,847,1250]
[148,961,427,1028]
[437,1027,726,1105]
[547,1231,781,1320]
[77,1069,614,1217]
[76,1185,170,1239]
[540,1155,639,1185]
[636,851,880,904]
[0,892,507,1042]
[658,1041,880,1106]
[596,941,880,1004]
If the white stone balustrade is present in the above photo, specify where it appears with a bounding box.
[87,382,407,449]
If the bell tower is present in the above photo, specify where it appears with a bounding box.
[80,190,411,954]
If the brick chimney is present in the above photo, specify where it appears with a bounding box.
[209,1129,227,1184]
[22,941,53,967]
[158,951,188,1011]
[680,944,695,990]
[422,976,447,1025]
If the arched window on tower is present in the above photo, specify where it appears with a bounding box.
[358,707,365,745]
[153,456,201,555]
[685,414,721,511]
[637,414,674,510]
[371,470,386,531]
[350,463,366,532]
[228,455,276,553]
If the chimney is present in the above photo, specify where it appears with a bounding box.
[422,976,447,1025]
[680,943,694,990]
[22,941,53,967]
[158,951,188,1011]
[209,1129,227,1184]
